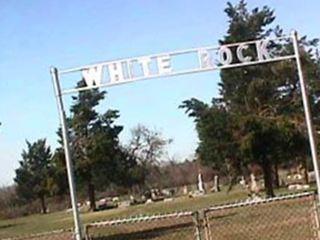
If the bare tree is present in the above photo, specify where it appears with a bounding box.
[127,124,172,189]
[128,124,172,166]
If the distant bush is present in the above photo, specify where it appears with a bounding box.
[0,185,70,219]
[0,185,19,219]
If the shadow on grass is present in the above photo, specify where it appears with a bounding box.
[0,223,21,230]
[91,222,194,240]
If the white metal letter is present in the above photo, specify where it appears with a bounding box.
[256,40,271,61]
[199,49,214,69]
[157,55,172,74]
[219,46,233,65]
[237,43,252,62]
[82,65,103,87]
[138,57,152,77]
[108,62,124,83]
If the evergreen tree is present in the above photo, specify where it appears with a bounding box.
[70,80,126,210]
[14,139,52,213]
[181,1,319,197]
[51,127,69,196]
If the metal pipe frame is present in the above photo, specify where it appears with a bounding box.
[50,67,83,240]
[292,30,320,205]
[59,35,290,75]
[61,54,295,95]
[50,31,320,239]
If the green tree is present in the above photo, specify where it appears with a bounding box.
[14,139,52,213]
[51,127,69,196]
[182,1,319,197]
[70,80,126,210]
[180,99,241,177]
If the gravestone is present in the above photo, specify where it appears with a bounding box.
[211,175,220,192]
[198,172,205,193]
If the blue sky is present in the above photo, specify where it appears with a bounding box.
[0,0,319,186]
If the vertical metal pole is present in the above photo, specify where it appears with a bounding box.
[50,67,83,240]
[193,211,202,240]
[292,30,320,204]
[312,194,320,239]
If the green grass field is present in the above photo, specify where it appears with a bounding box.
[0,188,317,239]
[86,191,318,240]
[0,189,247,238]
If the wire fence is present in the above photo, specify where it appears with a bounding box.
[203,192,320,240]
[85,191,320,240]
[85,211,198,240]
[1,192,319,240]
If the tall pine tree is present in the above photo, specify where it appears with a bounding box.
[70,80,125,210]
[15,139,52,213]
[181,0,319,197]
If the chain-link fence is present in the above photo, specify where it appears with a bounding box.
[85,192,320,240]
[203,192,320,240]
[2,192,319,240]
[85,211,199,240]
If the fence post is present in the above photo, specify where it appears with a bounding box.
[312,194,320,240]
[193,211,202,240]
[84,225,91,240]
[203,210,212,240]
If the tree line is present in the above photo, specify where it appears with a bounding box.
[180,1,320,197]
[12,0,320,215]
[14,82,173,212]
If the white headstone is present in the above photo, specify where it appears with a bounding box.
[198,173,205,193]
[183,185,188,195]
[250,173,259,193]
[211,175,220,192]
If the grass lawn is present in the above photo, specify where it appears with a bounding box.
[0,189,247,238]
[0,187,316,239]
[87,191,317,240]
